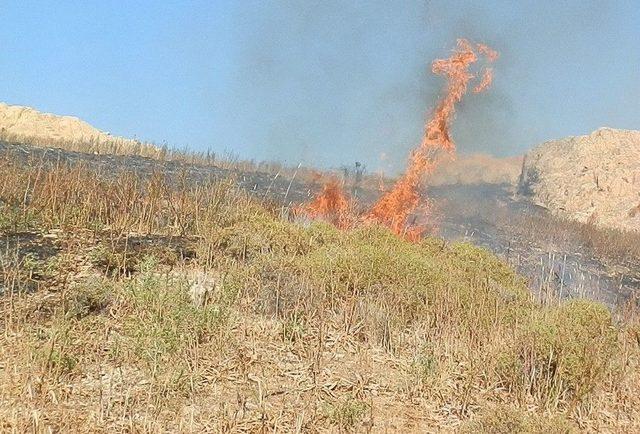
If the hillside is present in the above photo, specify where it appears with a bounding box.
[2,139,639,308]
[0,102,161,157]
[1,103,528,188]
[1,106,640,431]
[1,149,639,432]
[519,127,640,232]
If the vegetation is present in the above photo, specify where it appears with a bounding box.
[1,153,639,432]
[0,132,385,195]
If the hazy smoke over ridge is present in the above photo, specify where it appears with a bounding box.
[224,1,633,174]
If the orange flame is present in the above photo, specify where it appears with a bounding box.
[300,179,350,228]
[366,39,498,238]
[301,39,498,240]
[473,68,494,93]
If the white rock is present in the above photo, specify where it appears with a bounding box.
[187,270,224,307]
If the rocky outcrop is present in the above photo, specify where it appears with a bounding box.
[519,127,640,232]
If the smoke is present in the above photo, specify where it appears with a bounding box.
[225,0,626,174]
[228,1,440,173]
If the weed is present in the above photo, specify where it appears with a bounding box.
[119,259,228,372]
[64,280,112,319]
[325,398,370,430]
[462,403,577,433]
[213,211,309,260]
[411,344,438,381]
[499,299,616,407]
[282,314,306,343]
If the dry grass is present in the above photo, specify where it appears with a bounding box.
[1,154,639,432]
[0,130,166,160]
[438,185,640,270]
[510,211,640,264]
[0,131,387,197]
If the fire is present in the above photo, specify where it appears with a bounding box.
[473,68,494,94]
[301,39,498,240]
[300,179,350,228]
[366,39,498,238]
[477,43,499,62]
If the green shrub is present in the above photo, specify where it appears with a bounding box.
[90,241,184,276]
[411,344,439,381]
[33,317,104,379]
[305,220,342,247]
[299,225,446,296]
[297,225,531,335]
[282,314,306,343]
[325,398,370,429]
[448,242,530,302]
[500,299,616,405]
[119,258,229,370]
[0,202,41,232]
[64,280,112,319]
[214,212,310,260]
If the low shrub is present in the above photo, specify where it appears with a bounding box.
[213,212,310,260]
[499,299,616,406]
[297,225,531,336]
[325,398,370,429]
[118,258,229,370]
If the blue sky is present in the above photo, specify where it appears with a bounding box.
[1,1,639,173]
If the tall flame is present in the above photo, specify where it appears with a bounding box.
[366,39,498,238]
[300,39,498,240]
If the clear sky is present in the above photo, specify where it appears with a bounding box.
[1,1,639,173]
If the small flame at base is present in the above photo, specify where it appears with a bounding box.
[299,179,351,228]
[301,39,499,241]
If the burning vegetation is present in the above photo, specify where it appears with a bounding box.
[301,39,498,239]
[299,178,350,228]
[3,26,638,431]
[2,146,638,432]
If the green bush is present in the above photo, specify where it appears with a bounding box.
[64,280,112,319]
[119,258,229,370]
[213,212,310,260]
[325,398,370,429]
[500,299,616,404]
[297,225,531,334]
[0,202,41,232]
[305,220,343,247]
[33,315,108,379]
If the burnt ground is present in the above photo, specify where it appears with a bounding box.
[0,141,315,205]
[1,140,638,309]
[429,184,640,309]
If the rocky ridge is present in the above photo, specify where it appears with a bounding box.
[520,127,640,232]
